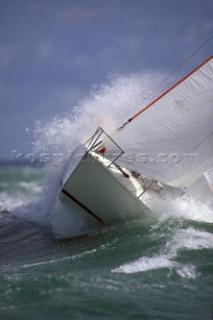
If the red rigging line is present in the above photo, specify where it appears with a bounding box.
[120,55,213,128]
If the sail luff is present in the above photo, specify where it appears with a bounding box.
[119,55,213,130]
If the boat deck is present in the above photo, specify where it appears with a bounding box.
[90,151,145,199]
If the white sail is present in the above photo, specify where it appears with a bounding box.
[99,56,213,188]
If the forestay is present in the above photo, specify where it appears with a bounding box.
[99,56,213,188]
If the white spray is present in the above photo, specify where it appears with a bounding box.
[10,71,213,237]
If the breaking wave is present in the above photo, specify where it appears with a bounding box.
[24,72,166,236]
[2,71,212,239]
[112,227,213,276]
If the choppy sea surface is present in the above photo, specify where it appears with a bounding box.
[1,73,213,319]
[0,164,212,320]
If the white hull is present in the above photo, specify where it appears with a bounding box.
[59,151,150,229]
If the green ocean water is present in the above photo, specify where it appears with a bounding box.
[0,165,213,320]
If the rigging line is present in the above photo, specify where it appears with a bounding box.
[157,33,213,89]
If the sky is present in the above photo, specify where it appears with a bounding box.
[0,0,213,160]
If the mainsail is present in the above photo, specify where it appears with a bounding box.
[99,56,213,188]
